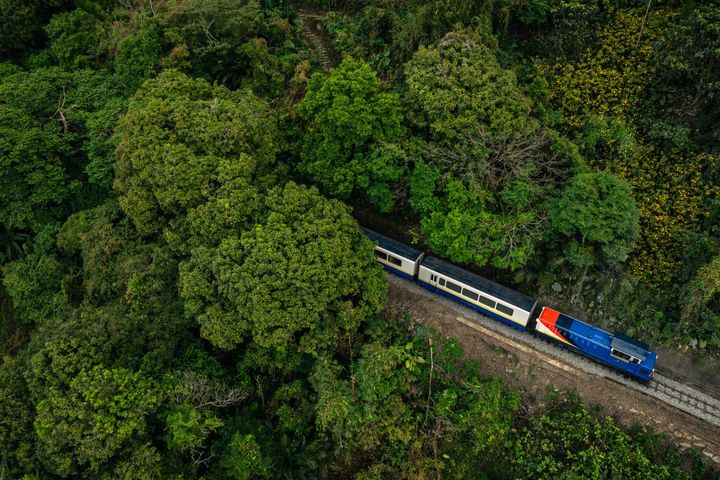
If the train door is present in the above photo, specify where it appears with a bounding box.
[429,273,439,287]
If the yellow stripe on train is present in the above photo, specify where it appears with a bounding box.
[418,278,527,327]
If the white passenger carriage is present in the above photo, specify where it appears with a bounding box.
[362,227,425,279]
[418,256,537,329]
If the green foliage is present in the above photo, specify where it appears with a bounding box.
[44,9,108,70]
[180,182,387,354]
[404,30,564,270]
[57,200,181,312]
[681,256,720,349]
[24,302,185,407]
[535,8,671,131]
[311,344,413,453]
[0,67,125,234]
[0,102,74,232]
[513,391,688,479]
[523,4,719,349]
[164,369,247,467]
[323,0,498,79]
[83,96,128,191]
[109,0,304,94]
[514,0,609,60]
[34,365,161,477]
[646,5,720,149]
[114,69,278,239]
[166,402,224,452]
[407,159,441,217]
[0,356,37,476]
[159,0,300,94]
[529,7,717,289]
[2,249,68,327]
[221,432,270,480]
[405,29,532,143]
[109,443,163,480]
[0,0,43,58]
[300,57,405,210]
[0,0,68,60]
[0,62,22,79]
[449,377,520,457]
[310,320,526,478]
[114,20,164,93]
[1,1,719,477]
[550,172,640,267]
[421,182,544,270]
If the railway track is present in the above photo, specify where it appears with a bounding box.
[646,374,720,427]
[386,273,720,430]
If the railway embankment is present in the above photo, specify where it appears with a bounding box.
[385,273,720,465]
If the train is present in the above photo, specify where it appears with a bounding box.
[362,227,658,381]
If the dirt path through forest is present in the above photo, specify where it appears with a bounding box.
[299,11,336,72]
[385,275,720,465]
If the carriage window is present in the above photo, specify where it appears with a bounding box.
[445,281,462,294]
[439,278,445,286]
[631,358,640,365]
[496,304,514,316]
[462,288,478,301]
[611,348,632,363]
[478,296,496,308]
[374,249,387,261]
[388,255,402,266]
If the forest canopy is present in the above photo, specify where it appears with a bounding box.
[0,0,719,479]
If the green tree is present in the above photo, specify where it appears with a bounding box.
[180,182,387,355]
[57,200,180,310]
[435,376,521,477]
[34,365,162,477]
[419,175,546,270]
[551,172,640,263]
[403,30,568,269]
[322,0,498,81]
[113,20,164,93]
[311,343,414,453]
[681,255,720,349]
[0,103,74,233]
[0,67,125,235]
[300,57,405,211]
[44,9,108,70]
[0,0,68,60]
[165,370,247,467]
[109,443,163,480]
[404,29,532,143]
[646,5,720,149]
[114,69,278,240]
[158,0,299,94]
[109,0,302,94]
[549,172,639,298]
[2,247,68,327]
[0,356,38,477]
[513,391,686,479]
[221,432,270,480]
[24,301,187,408]
[166,402,224,458]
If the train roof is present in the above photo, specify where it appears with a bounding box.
[361,227,423,261]
[421,256,536,312]
[552,309,651,361]
[611,335,650,361]
[613,332,650,352]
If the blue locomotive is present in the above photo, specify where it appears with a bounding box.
[362,227,657,381]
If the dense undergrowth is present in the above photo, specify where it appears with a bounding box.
[0,0,718,478]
